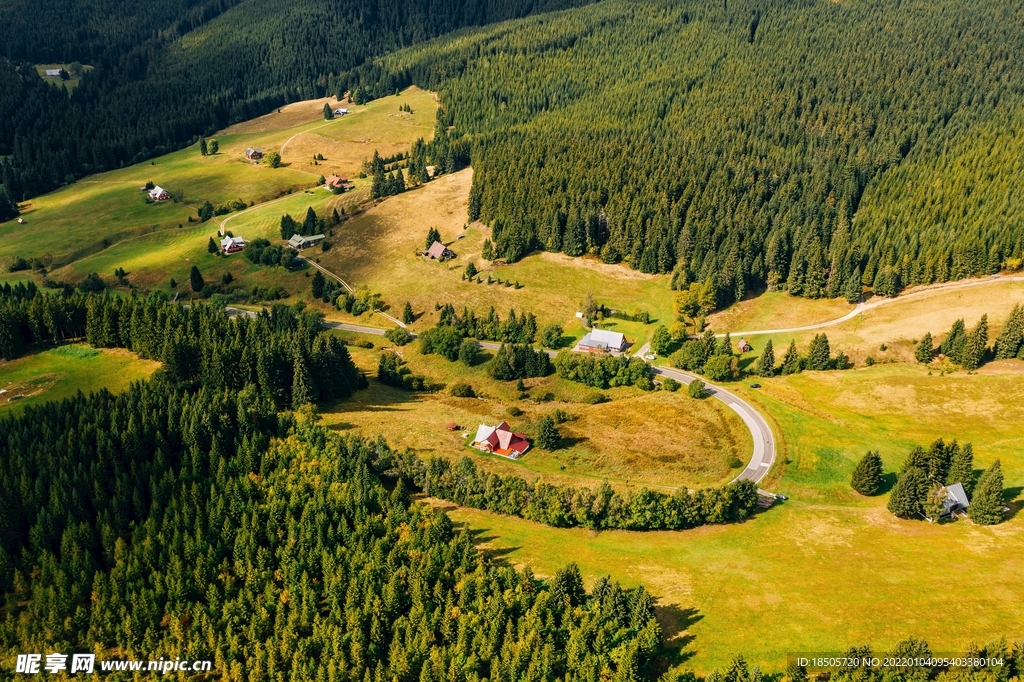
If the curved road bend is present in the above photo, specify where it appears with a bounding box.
[226,309,779,488]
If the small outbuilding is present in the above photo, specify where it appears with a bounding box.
[738,338,752,353]
[221,236,246,254]
[941,482,970,517]
[578,328,627,353]
[288,233,326,250]
[333,108,350,116]
[45,69,62,77]
[445,422,460,431]
[424,240,455,261]
[245,147,264,162]
[148,186,170,202]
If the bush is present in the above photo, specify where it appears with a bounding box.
[449,382,475,398]
[688,379,708,399]
[506,406,524,417]
[541,324,564,349]
[77,272,105,292]
[670,340,706,371]
[583,392,609,404]
[384,327,413,346]
[458,338,480,366]
[661,377,681,391]
[702,355,738,382]
[419,325,464,361]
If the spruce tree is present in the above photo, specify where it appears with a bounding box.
[323,103,334,120]
[291,352,315,407]
[961,314,988,370]
[402,302,414,325]
[717,332,733,356]
[208,139,218,154]
[425,227,440,249]
[850,450,883,496]
[755,339,775,377]
[968,460,1004,525]
[914,332,933,364]
[780,340,802,375]
[940,319,966,362]
[806,333,831,370]
[887,467,928,519]
[946,442,975,493]
[994,304,1024,359]
[207,236,218,253]
[189,265,204,293]
[199,136,208,156]
[302,206,318,235]
[537,416,560,449]
[843,267,862,303]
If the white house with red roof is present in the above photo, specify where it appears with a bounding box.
[472,421,530,459]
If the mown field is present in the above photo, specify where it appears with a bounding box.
[0,344,160,414]
[323,336,751,490]
[438,359,1024,672]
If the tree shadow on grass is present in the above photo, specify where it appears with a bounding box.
[877,471,899,495]
[1002,486,1023,521]
[557,435,590,449]
[655,604,702,667]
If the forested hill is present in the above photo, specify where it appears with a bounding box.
[347,0,1024,301]
[0,0,593,199]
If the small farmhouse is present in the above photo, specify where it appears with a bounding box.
[245,148,264,161]
[941,482,970,517]
[288,233,326,250]
[738,338,752,353]
[578,328,627,353]
[324,175,350,191]
[424,240,454,261]
[148,186,170,202]
[221,236,246,254]
[333,108,350,116]
[472,422,530,459]
[44,69,62,77]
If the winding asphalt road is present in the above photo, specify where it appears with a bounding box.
[225,307,779,488]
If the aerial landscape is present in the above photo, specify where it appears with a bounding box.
[0,0,1022,679]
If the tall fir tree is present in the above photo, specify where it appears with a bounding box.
[806,333,831,370]
[961,314,988,370]
[851,450,884,496]
[199,136,208,156]
[189,265,204,293]
[755,339,775,377]
[968,460,1004,525]
[915,332,933,364]
[994,304,1024,359]
[780,340,802,375]
[887,467,928,519]
[946,442,975,493]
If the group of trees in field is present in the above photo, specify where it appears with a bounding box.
[280,206,334,239]
[917,305,1024,368]
[0,289,364,407]
[864,440,1009,525]
[489,343,553,381]
[342,0,1024,304]
[243,238,299,269]
[0,0,582,203]
[436,303,538,344]
[377,351,442,392]
[407,455,760,531]
[554,352,652,390]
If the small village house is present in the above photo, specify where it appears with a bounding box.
[424,240,455,261]
[738,338,752,353]
[324,175,350,191]
[472,422,530,459]
[245,148,264,162]
[578,328,627,353]
[333,108,350,116]
[288,233,326,250]
[44,69,63,77]
[221,236,246,254]
[941,482,970,518]
[148,186,170,202]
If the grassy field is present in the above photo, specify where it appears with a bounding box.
[0,344,159,414]
[325,337,751,490]
[436,359,1024,672]
[1,87,437,291]
[316,168,674,341]
[725,278,1024,369]
[706,291,855,334]
[33,63,93,93]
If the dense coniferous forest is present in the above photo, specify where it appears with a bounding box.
[345,0,1024,302]
[0,0,592,199]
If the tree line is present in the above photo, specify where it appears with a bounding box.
[0,289,365,408]
[554,352,653,390]
[345,0,1024,305]
[916,305,1024,369]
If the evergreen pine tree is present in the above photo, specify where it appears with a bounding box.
[946,442,975,493]
[843,267,862,303]
[311,271,326,298]
[323,103,334,120]
[199,136,208,156]
[425,227,441,249]
[189,265,204,293]
[717,332,733,356]
[402,302,414,325]
[207,236,218,253]
[537,415,560,449]
[0,186,20,222]
[755,339,775,377]
[968,460,1004,525]
[291,351,315,407]
[482,239,493,260]
[961,314,988,370]
[887,467,928,519]
[940,319,966,362]
[994,304,1024,359]
[914,332,933,364]
[850,450,883,496]
[806,333,831,370]
[208,139,218,154]
[780,340,802,375]
[302,207,318,235]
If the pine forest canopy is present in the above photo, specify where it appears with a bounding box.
[344,0,1024,303]
[0,0,594,199]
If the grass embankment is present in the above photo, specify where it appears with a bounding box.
[0,344,160,413]
[437,360,1024,672]
[322,337,751,490]
[1,88,438,296]
[315,168,674,341]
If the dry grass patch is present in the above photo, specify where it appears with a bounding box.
[220,96,353,135]
[706,290,855,332]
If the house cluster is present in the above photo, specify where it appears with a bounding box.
[324,175,352,191]
[221,236,246,254]
[148,186,170,202]
[424,240,455,261]
[577,328,627,353]
[471,422,530,459]
[245,148,263,162]
[288,233,326,250]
